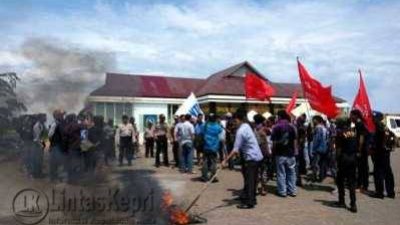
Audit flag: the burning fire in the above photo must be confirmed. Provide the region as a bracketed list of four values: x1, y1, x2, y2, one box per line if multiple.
[170, 207, 190, 225]
[162, 192, 189, 225]
[162, 192, 174, 208]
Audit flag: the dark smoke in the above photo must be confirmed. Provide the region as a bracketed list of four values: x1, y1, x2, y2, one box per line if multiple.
[18, 38, 116, 114]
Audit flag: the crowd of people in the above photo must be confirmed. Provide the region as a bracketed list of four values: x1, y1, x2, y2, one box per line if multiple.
[15, 107, 396, 213]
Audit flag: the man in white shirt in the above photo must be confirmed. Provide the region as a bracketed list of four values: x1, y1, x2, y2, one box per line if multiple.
[179, 114, 195, 173]
[223, 109, 263, 209]
[115, 115, 136, 166]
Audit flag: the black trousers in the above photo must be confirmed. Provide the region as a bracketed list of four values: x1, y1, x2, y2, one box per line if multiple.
[226, 142, 235, 170]
[296, 146, 306, 185]
[103, 139, 115, 165]
[241, 160, 260, 206]
[172, 141, 180, 167]
[119, 136, 133, 164]
[145, 137, 155, 158]
[372, 151, 395, 196]
[357, 150, 369, 189]
[194, 135, 203, 163]
[297, 144, 307, 175]
[83, 150, 97, 172]
[312, 152, 329, 182]
[155, 135, 169, 166]
[337, 153, 357, 206]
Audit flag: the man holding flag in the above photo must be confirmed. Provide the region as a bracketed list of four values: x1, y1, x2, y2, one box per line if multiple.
[352, 71, 375, 192]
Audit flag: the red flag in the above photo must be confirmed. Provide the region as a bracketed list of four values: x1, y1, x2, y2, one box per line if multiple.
[297, 60, 339, 118]
[286, 91, 297, 115]
[245, 72, 276, 101]
[352, 70, 375, 132]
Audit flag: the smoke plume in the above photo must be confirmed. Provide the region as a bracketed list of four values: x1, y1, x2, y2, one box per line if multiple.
[18, 38, 115, 114]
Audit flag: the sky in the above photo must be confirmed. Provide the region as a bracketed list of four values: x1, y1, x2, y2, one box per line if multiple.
[1, 0, 399, 113]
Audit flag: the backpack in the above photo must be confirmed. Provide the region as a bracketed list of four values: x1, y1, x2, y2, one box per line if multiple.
[274, 125, 295, 156]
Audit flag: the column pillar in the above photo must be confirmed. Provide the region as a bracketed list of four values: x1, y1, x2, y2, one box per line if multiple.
[209, 102, 216, 114]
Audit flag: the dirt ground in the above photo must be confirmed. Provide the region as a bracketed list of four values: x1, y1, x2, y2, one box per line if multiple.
[0, 148, 399, 225]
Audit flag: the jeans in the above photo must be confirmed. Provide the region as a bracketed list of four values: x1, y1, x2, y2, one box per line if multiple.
[49, 145, 66, 181]
[275, 156, 297, 196]
[202, 151, 218, 180]
[312, 152, 329, 182]
[258, 157, 270, 188]
[303, 141, 311, 169]
[180, 142, 194, 172]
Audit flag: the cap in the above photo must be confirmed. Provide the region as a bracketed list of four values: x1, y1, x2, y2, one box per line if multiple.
[373, 111, 384, 120]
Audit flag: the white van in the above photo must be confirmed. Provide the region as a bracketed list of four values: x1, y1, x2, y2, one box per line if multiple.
[386, 115, 400, 146]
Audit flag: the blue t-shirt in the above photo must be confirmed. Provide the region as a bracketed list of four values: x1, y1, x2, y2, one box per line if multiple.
[195, 122, 204, 136]
[203, 122, 223, 152]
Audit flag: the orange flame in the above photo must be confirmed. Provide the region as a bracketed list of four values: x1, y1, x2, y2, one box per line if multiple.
[170, 207, 189, 225]
[162, 192, 189, 225]
[162, 192, 174, 209]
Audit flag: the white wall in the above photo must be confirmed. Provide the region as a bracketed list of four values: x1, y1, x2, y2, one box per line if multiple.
[133, 103, 168, 144]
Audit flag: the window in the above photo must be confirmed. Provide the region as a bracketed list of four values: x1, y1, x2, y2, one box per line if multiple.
[396, 119, 400, 128]
[124, 103, 132, 117]
[106, 103, 114, 121]
[390, 119, 397, 129]
[95, 102, 105, 117]
[115, 103, 124, 124]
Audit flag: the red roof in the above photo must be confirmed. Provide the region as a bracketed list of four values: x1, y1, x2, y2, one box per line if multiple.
[90, 61, 345, 103]
[91, 73, 205, 98]
[196, 61, 272, 96]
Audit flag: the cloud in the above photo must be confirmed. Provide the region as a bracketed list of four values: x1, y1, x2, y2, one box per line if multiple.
[1, 0, 399, 112]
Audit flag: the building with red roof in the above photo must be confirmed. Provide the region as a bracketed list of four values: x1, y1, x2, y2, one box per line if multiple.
[88, 61, 348, 129]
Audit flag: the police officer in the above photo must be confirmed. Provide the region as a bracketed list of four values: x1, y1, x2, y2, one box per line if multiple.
[155, 114, 169, 167]
[334, 118, 358, 213]
[370, 111, 396, 199]
[115, 115, 136, 166]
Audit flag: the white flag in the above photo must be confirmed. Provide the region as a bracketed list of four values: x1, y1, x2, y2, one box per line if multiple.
[175, 92, 204, 117]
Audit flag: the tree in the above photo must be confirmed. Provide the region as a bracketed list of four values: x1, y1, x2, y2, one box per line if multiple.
[0, 72, 26, 134]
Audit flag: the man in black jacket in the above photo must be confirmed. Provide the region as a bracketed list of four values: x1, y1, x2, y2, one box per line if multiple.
[334, 118, 358, 213]
[370, 111, 396, 199]
[48, 109, 66, 182]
